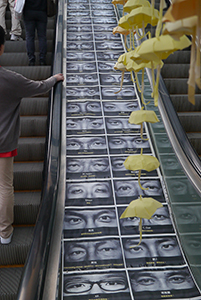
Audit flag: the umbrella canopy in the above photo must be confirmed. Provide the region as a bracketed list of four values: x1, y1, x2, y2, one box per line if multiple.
[120, 195, 163, 245]
[113, 25, 130, 36]
[118, 6, 159, 31]
[124, 151, 160, 189]
[120, 195, 163, 219]
[123, 0, 151, 13]
[129, 107, 159, 139]
[132, 34, 191, 62]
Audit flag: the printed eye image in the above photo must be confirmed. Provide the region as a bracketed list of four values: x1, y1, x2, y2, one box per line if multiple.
[67, 11, 90, 17]
[123, 237, 182, 259]
[91, 4, 113, 9]
[94, 33, 120, 41]
[67, 25, 92, 32]
[66, 117, 104, 132]
[67, 62, 96, 73]
[67, 42, 94, 51]
[64, 239, 122, 262]
[93, 17, 117, 25]
[108, 136, 149, 152]
[173, 205, 201, 225]
[67, 101, 101, 114]
[67, 52, 95, 61]
[66, 87, 100, 99]
[66, 181, 112, 199]
[103, 100, 139, 113]
[100, 74, 133, 85]
[64, 272, 129, 295]
[129, 268, 196, 293]
[102, 87, 135, 99]
[120, 206, 172, 228]
[98, 62, 116, 72]
[66, 157, 110, 173]
[94, 25, 115, 32]
[67, 33, 93, 41]
[64, 208, 117, 229]
[96, 42, 124, 51]
[114, 180, 140, 197]
[67, 4, 89, 10]
[66, 74, 98, 85]
[66, 136, 106, 152]
[92, 10, 115, 17]
[140, 180, 163, 197]
[106, 117, 140, 132]
[67, 17, 91, 24]
[97, 52, 123, 61]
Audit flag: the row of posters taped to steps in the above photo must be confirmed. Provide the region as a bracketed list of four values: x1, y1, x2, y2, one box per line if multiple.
[63, 0, 201, 299]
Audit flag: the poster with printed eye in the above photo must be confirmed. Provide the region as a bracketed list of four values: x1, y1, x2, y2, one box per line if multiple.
[66, 136, 107, 155]
[63, 271, 132, 300]
[66, 180, 114, 206]
[108, 135, 151, 154]
[64, 0, 201, 300]
[114, 179, 165, 204]
[122, 235, 185, 268]
[66, 117, 105, 135]
[66, 156, 111, 179]
[63, 207, 119, 238]
[64, 237, 124, 271]
[66, 101, 102, 117]
[118, 205, 174, 235]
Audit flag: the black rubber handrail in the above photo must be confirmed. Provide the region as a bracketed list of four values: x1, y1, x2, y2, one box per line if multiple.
[16, 1, 64, 299]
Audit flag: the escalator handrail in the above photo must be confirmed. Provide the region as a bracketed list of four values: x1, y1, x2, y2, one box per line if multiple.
[135, 29, 201, 195]
[16, 1, 64, 299]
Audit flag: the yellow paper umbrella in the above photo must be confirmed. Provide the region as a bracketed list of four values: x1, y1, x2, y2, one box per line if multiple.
[129, 107, 159, 139]
[120, 195, 163, 245]
[131, 34, 191, 105]
[119, 6, 159, 33]
[124, 149, 160, 190]
[123, 0, 151, 13]
[162, 16, 198, 39]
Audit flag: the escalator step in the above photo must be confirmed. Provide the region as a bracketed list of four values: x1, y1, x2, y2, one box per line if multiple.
[20, 97, 48, 116]
[170, 95, 201, 112]
[4, 40, 53, 53]
[164, 50, 190, 64]
[0, 267, 23, 300]
[164, 78, 201, 94]
[161, 64, 189, 78]
[0, 52, 53, 66]
[178, 112, 201, 132]
[20, 116, 47, 137]
[0, 227, 34, 265]
[14, 191, 41, 224]
[14, 162, 43, 190]
[16, 137, 45, 162]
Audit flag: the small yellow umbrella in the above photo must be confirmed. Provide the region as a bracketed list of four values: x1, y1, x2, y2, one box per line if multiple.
[118, 6, 159, 33]
[123, 0, 151, 13]
[129, 107, 159, 139]
[120, 195, 163, 246]
[130, 34, 191, 105]
[113, 26, 134, 50]
[124, 149, 160, 190]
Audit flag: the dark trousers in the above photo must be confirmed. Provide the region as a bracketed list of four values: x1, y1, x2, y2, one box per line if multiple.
[23, 10, 47, 62]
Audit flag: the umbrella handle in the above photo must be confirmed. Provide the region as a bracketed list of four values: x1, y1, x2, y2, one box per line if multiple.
[140, 124, 149, 141]
[138, 170, 149, 190]
[114, 71, 124, 94]
[129, 218, 143, 248]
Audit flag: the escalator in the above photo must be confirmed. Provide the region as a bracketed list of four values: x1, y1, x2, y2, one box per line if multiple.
[0, 9, 56, 300]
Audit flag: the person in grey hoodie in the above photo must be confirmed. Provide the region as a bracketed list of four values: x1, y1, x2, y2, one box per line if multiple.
[0, 25, 64, 244]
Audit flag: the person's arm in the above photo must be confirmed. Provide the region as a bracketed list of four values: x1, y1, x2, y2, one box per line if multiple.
[7, 69, 64, 98]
